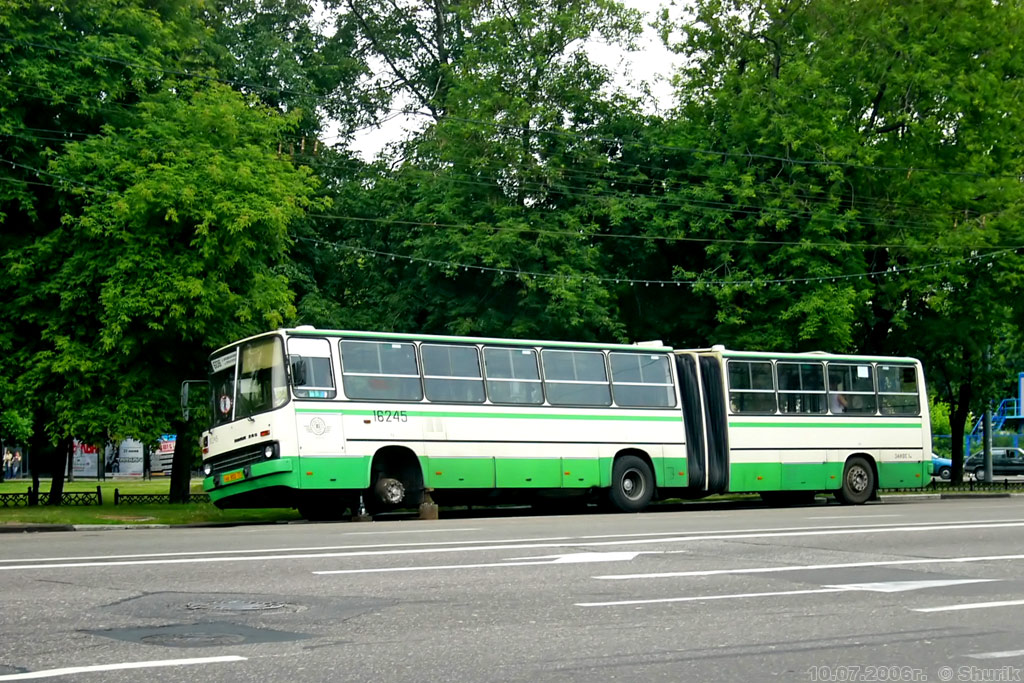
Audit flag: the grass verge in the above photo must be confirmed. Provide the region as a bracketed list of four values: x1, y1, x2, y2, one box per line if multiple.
[0, 478, 301, 526]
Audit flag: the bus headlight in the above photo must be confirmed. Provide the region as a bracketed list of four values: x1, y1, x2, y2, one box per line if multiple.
[263, 444, 276, 459]
[203, 463, 213, 477]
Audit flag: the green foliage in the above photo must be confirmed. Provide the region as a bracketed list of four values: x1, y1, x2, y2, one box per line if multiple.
[305, 0, 647, 341]
[4, 0, 1024, 495]
[929, 396, 951, 437]
[0, 1, 319, 454]
[39, 83, 320, 443]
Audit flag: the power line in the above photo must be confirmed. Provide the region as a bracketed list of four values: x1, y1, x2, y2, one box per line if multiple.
[306, 212, 1013, 252]
[0, 74, 1006, 225]
[0, 154, 1011, 254]
[3, 121, 988, 235]
[295, 234, 1017, 288]
[5, 36, 1023, 182]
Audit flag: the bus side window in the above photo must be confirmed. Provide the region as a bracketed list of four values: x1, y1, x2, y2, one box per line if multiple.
[827, 363, 876, 415]
[341, 340, 423, 401]
[877, 365, 919, 415]
[609, 353, 675, 407]
[287, 337, 337, 400]
[483, 347, 543, 405]
[727, 360, 776, 414]
[775, 362, 826, 414]
[542, 349, 611, 407]
[422, 344, 485, 403]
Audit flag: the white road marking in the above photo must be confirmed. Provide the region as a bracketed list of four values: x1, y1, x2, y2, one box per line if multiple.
[816, 515, 901, 520]
[343, 528, 480, 535]
[578, 587, 850, 607]
[596, 554, 1024, 580]
[314, 551, 649, 575]
[0, 536, 576, 565]
[967, 649, 1024, 659]
[578, 579, 997, 608]
[822, 579, 996, 593]
[913, 599, 1024, 613]
[2, 518, 1020, 568]
[0, 656, 246, 681]
[6, 520, 1024, 573]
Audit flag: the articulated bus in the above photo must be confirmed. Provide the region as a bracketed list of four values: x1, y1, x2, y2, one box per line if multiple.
[200, 328, 931, 518]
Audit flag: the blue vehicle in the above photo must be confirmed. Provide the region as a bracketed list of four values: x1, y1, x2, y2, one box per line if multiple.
[931, 454, 952, 480]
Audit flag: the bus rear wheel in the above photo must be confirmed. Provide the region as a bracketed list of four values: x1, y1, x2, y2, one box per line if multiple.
[608, 455, 654, 513]
[836, 456, 875, 505]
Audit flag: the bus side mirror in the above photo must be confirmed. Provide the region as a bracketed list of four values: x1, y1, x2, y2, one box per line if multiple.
[180, 380, 209, 420]
[290, 355, 307, 386]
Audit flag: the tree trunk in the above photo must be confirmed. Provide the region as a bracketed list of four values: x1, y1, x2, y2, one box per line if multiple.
[47, 436, 72, 505]
[948, 388, 972, 483]
[168, 417, 194, 503]
[27, 441, 40, 506]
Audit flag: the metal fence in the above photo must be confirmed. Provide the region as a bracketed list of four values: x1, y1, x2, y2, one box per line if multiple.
[0, 487, 210, 507]
[0, 486, 103, 507]
[112, 491, 210, 505]
[882, 478, 1024, 494]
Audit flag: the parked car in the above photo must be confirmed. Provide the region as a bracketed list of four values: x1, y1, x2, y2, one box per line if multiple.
[965, 447, 1024, 480]
[931, 454, 952, 480]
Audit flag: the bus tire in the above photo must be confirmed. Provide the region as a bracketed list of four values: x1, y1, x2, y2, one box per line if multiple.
[608, 455, 654, 513]
[836, 456, 875, 505]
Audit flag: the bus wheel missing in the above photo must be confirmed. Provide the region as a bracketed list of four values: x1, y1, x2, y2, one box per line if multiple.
[836, 455, 875, 505]
[368, 448, 424, 512]
[608, 455, 654, 513]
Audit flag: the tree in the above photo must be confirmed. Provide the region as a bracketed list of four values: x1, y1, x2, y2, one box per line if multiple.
[1, 0, 218, 499]
[42, 83, 319, 500]
[655, 0, 1024, 478]
[308, 0, 649, 341]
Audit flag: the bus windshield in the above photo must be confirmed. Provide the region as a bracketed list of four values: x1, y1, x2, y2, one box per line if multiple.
[209, 336, 288, 426]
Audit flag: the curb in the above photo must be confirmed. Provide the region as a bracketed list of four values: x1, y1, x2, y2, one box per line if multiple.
[0, 524, 75, 533]
[938, 492, 1013, 499]
[72, 524, 172, 530]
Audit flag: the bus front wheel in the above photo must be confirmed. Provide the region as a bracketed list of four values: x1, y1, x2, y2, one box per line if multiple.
[836, 456, 875, 505]
[608, 455, 654, 513]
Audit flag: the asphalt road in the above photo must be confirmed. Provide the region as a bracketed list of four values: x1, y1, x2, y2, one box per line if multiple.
[2, 497, 1024, 682]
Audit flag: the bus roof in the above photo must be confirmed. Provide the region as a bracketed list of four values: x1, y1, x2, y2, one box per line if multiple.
[211, 328, 674, 355]
[210, 330, 918, 365]
[675, 347, 921, 365]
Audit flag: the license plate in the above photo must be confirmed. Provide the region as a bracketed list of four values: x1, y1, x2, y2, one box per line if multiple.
[222, 471, 245, 484]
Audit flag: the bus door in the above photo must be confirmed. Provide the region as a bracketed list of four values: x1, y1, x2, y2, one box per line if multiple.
[287, 336, 346, 462]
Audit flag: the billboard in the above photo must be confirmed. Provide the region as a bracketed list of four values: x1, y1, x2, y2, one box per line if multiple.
[108, 439, 145, 477]
[151, 434, 176, 475]
[71, 440, 99, 478]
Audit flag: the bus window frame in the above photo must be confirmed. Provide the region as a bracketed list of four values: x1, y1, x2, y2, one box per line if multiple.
[775, 360, 827, 415]
[876, 363, 922, 416]
[825, 362, 878, 416]
[608, 352, 677, 409]
[540, 348, 613, 408]
[287, 336, 338, 400]
[420, 342, 487, 405]
[726, 359, 778, 415]
[339, 338, 425, 403]
[482, 346, 545, 406]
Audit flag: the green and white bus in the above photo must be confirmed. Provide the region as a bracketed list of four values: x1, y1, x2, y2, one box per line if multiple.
[200, 328, 931, 518]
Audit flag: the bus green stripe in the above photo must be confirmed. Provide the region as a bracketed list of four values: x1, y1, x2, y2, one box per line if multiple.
[295, 407, 680, 422]
[730, 421, 920, 428]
